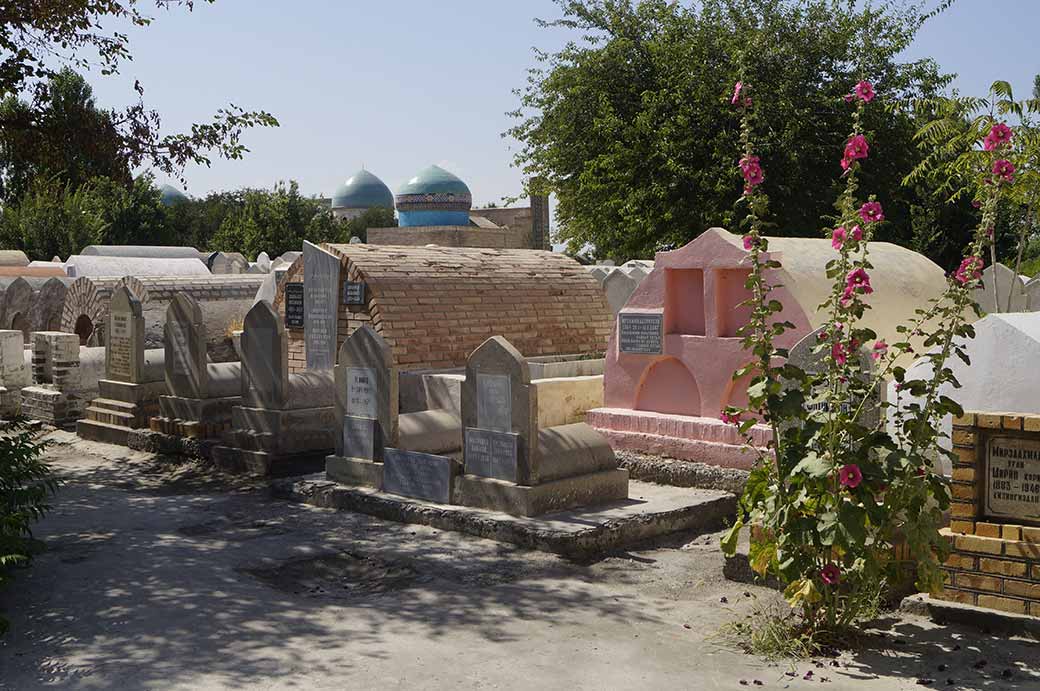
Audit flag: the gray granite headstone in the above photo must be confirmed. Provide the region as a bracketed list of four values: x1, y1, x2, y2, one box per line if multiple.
[787, 327, 880, 428]
[106, 286, 143, 383]
[462, 336, 538, 484]
[242, 301, 288, 409]
[165, 293, 207, 398]
[303, 242, 341, 371]
[382, 448, 460, 504]
[335, 325, 398, 459]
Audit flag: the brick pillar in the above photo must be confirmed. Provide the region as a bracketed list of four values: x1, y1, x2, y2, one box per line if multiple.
[530, 178, 550, 250]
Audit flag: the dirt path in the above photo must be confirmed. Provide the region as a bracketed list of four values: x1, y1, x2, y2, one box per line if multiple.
[1, 431, 1037, 690]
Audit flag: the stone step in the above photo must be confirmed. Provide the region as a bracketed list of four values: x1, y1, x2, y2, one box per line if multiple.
[76, 418, 132, 446]
[87, 397, 139, 414]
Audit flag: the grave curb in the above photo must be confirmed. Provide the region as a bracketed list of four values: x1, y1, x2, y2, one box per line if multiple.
[900, 593, 1040, 637]
[273, 476, 737, 559]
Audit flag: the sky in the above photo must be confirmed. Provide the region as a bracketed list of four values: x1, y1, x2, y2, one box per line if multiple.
[85, 0, 1040, 207]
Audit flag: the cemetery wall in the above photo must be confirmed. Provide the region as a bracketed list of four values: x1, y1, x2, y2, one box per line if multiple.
[274, 244, 612, 372]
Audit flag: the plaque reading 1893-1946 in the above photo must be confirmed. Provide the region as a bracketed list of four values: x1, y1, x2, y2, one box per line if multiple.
[284, 283, 305, 330]
[618, 312, 663, 354]
[986, 436, 1040, 523]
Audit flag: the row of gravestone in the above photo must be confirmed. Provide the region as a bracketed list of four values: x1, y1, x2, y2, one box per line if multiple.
[585, 261, 653, 314]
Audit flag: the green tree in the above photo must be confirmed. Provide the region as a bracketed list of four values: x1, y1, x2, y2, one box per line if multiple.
[0, 1, 277, 190]
[508, 0, 952, 264]
[210, 181, 343, 258]
[338, 207, 397, 243]
[0, 176, 102, 259]
[0, 68, 130, 203]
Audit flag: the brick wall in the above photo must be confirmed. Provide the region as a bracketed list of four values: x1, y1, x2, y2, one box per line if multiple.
[367, 226, 530, 249]
[274, 244, 613, 373]
[937, 411, 1040, 616]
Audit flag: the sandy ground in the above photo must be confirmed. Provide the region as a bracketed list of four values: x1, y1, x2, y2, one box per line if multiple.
[1, 431, 1038, 690]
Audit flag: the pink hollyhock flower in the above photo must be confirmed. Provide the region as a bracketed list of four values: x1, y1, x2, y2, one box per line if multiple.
[850, 225, 862, 241]
[983, 122, 1012, 151]
[843, 94, 855, 104]
[843, 134, 869, 163]
[731, 81, 743, 105]
[740, 155, 764, 187]
[742, 235, 754, 250]
[817, 331, 828, 341]
[845, 267, 873, 294]
[954, 256, 983, 284]
[743, 96, 753, 107]
[831, 226, 847, 250]
[831, 342, 848, 366]
[820, 563, 841, 585]
[992, 159, 1015, 182]
[720, 411, 741, 425]
[872, 340, 888, 360]
[858, 201, 884, 224]
[854, 80, 876, 103]
[839, 463, 863, 488]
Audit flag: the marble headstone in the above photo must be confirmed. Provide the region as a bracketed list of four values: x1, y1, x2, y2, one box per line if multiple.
[303, 242, 341, 371]
[105, 286, 144, 383]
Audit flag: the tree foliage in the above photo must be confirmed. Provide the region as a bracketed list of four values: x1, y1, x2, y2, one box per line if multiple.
[211, 181, 337, 259]
[508, 0, 954, 264]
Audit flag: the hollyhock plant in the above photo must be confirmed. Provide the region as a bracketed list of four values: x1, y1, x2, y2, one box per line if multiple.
[872, 340, 888, 360]
[992, 159, 1015, 182]
[831, 227, 847, 250]
[983, 122, 1012, 151]
[731, 81, 744, 105]
[839, 464, 863, 489]
[841, 134, 869, 170]
[740, 155, 764, 187]
[845, 268, 873, 294]
[954, 256, 983, 284]
[858, 201, 884, 224]
[721, 410, 741, 425]
[820, 564, 841, 586]
[742, 235, 754, 250]
[853, 80, 875, 103]
[850, 225, 862, 242]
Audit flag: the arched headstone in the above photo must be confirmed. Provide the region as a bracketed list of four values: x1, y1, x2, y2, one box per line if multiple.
[166, 293, 207, 398]
[241, 301, 288, 409]
[603, 270, 639, 314]
[335, 324, 398, 461]
[106, 286, 144, 383]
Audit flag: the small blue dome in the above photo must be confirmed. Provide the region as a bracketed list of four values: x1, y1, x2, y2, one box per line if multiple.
[395, 165, 472, 227]
[159, 184, 189, 206]
[331, 169, 394, 210]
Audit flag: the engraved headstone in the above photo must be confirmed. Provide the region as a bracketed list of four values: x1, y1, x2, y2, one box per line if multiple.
[618, 311, 663, 354]
[284, 282, 304, 329]
[787, 327, 880, 429]
[335, 325, 398, 459]
[303, 241, 341, 370]
[165, 293, 207, 398]
[342, 415, 380, 460]
[383, 448, 460, 504]
[105, 286, 143, 383]
[985, 436, 1040, 523]
[242, 301, 288, 409]
[462, 336, 539, 484]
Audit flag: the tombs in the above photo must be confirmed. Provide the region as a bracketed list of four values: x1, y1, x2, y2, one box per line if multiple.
[20, 333, 105, 425]
[972, 262, 1031, 313]
[211, 301, 336, 476]
[148, 293, 242, 443]
[76, 287, 166, 445]
[587, 228, 957, 469]
[325, 325, 463, 494]
[0, 330, 30, 417]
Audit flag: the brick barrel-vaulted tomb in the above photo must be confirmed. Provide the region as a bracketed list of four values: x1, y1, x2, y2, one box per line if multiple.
[61, 274, 263, 356]
[273, 243, 614, 371]
[587, 227, 960, 469]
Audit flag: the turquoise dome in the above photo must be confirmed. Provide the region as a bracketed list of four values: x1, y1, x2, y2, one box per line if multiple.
[397, 165, 472, 197]
[395, 165, 472, 227]
[331, 169, 394, 210]
[159, 184, 189, 206]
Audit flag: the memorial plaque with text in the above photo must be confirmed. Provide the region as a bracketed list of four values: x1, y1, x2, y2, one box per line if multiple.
[169, 320, 190, 377]
[382, 448, 459, 504]
[304, 242, 341, 371]
[342, 415, 381, 461]
[284, 283, 305, 330]
[476, 373, 511, 433]
[618, 312, 663, 354]
[346, 366, 378, 418]
[107, 311, 133, 381]
[464, 427, 519, 482]
[985, 436, 1040, 523]
[342, 281, 366, 306]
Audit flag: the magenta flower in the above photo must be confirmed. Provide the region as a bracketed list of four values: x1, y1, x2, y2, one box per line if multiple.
[831, 226, 847, 250]
[845, 267, 873, 294]
[983, 122, 1013, 151]
[831, 342, 848, 366]
[740, 155, 764, 187]
[839, 463, 863, 488]
[820, 563, 841, 585]
[843, 94, 855, 104]
[720, 410, 741, 425]
[731, 81, 744, 105]
[872, 340, 888, 360]
[742, 235, 754, 251]
[841, 134, 870, 170]
[954, 256, 983, 285]
[858, 201, 884, 224]
[992, 159, 1015, 183]
[850, 225, 862, 241]
[854, 80, 876, 103]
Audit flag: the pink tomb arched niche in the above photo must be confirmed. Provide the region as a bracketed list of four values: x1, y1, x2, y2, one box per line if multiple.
[634, 356, 700, 416]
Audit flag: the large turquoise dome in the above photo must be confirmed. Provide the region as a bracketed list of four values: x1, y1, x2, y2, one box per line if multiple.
[159, 184, 189, 206]
[332, 169, 394, 211]
[395, 165, 472, 227]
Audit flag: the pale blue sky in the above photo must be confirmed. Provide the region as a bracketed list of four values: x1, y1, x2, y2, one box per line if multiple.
[86, 0, 1040, 206]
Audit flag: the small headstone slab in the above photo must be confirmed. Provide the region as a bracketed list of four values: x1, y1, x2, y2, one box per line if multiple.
[165, 293, 207, 398]
[342, 281, 366, 306]
[335, 325, 398, 456]
[382, 448, 459, 504]
[985, 436, 1040, 523]
[242, 301, 288, 408]
[342, 415, 381, 461]
[284, 283, 304, 330]
[464, 427, 519, 482]
[303, 241, 341, 370]
[618, 311, 663, 354]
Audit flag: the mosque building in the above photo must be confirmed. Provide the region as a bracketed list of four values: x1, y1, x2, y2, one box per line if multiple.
[330, 164, 550, 250]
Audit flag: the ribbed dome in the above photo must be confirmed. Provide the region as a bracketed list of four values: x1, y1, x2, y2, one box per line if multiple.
[331, 169, 394, 210]
[397, 165, 472, 198]
[159, 184, 189, 206]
